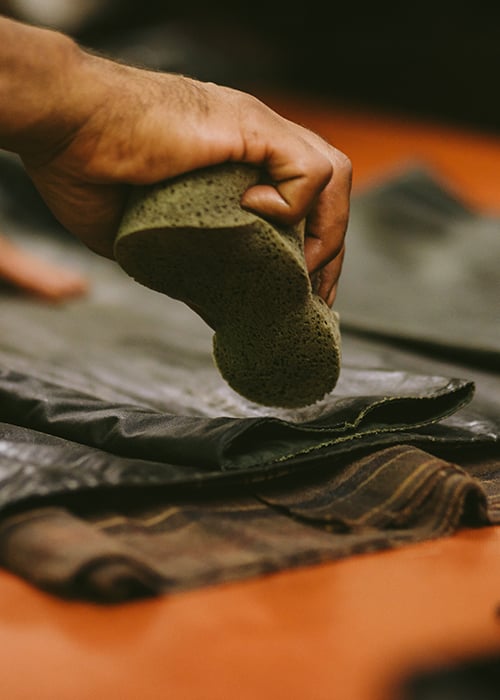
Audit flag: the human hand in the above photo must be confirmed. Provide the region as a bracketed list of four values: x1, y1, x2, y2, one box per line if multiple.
[19, 44, 351, 305]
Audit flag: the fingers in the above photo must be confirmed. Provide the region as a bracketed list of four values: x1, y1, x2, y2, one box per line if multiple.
[317, 245, 346, 306]
[237, 102, 352, 304]
[240, 144, 333, 225]
[0, 233, 88, 302]
[302, 148, 352, 274]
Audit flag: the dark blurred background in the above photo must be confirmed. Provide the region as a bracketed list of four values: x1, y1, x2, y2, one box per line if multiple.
[2, 0, 500, 134]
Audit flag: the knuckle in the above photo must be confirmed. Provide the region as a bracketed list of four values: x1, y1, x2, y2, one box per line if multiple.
[317, 156, 334, 187]
[336, 151, 353, 183]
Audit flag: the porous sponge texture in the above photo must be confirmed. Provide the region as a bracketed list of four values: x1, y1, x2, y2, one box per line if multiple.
[114, 163, 341, 408]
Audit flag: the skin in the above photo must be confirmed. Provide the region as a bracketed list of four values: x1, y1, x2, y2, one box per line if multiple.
[0, 15, 351, 305]
[0, 231, 88, 301]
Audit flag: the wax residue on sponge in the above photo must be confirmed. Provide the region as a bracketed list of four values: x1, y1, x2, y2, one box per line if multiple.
[114, 163, 341, 408]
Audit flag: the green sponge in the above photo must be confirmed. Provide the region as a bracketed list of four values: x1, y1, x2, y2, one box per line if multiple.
[114, 163, 341, 408]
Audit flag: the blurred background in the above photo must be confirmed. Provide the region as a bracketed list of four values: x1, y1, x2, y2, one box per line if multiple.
[1, 0, 499, 134]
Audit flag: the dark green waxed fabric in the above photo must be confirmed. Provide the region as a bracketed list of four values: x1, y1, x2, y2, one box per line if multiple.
[0, 241, 488, 498]
[0, 157, 498, 508]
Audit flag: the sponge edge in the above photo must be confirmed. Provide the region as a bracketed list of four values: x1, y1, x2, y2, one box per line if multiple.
[114, 163, 341, 408]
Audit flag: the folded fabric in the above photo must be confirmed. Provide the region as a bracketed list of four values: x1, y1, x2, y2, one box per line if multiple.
[0, 364, 478, 474]
[0, 444, 495, 603]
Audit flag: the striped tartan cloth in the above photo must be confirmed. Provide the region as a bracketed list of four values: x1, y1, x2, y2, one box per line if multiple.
[0, 443, 497, 602]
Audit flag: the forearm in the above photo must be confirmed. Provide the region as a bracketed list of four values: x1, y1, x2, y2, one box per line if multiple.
[0, 15, 80, 157]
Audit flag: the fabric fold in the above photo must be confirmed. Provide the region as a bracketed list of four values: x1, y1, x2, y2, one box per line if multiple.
[0, 365, 477, 474]
[0, 507, 166, 601]
[254, 445, 490, 537]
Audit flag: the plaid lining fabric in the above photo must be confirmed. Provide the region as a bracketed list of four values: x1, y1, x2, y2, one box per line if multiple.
[0, 444, 495, 602]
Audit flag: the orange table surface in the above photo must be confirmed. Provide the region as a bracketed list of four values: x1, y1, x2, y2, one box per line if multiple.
[1, 93, 499, 700]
